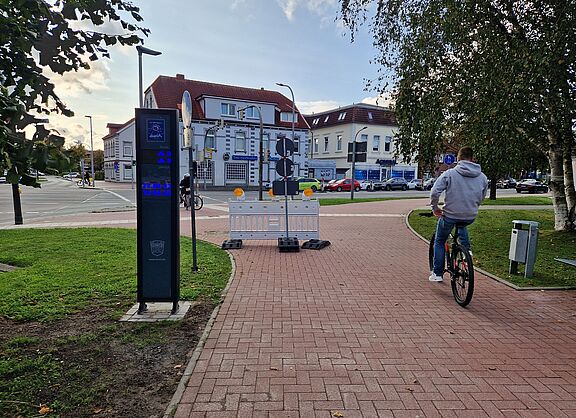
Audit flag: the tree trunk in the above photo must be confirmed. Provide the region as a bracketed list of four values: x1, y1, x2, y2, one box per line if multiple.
[548, 143, 571, 231]
[489, 175, 497, 200]
[11, 183, 23, 225]
[564, 142, 576, 229]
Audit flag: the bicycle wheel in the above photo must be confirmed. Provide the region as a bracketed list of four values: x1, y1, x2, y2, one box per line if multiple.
[451, 244, 475, 307]
[194, 195, 203, 210]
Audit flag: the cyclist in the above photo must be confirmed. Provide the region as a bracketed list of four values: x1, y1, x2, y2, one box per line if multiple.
[429, 146, 488, 282]
[179, 173, 191, 207]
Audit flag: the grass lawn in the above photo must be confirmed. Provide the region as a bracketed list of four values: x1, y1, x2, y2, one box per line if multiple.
[408, 210, 576, 288]
[481, 196, 552, 205]
[0, 228, 231, 417]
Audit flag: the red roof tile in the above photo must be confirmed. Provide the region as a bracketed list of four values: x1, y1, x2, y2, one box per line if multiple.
[148, 75, 309, 129]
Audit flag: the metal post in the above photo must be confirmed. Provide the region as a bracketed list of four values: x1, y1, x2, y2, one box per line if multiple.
[189, 146, 198, 271]
[138, 51, 143, 107]
[85, 115, 95, 188]
[351, 126, 368, 200]
[258, 107, 263, 201]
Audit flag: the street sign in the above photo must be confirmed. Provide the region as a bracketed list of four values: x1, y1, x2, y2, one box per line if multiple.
[135, 108, 180, 313]
[272, 180, 298, 195]
[276, 137, 294, 156]
[275, 158, 294, 177]
[444, 154, 456, 165]
[181, 91, 193, 149]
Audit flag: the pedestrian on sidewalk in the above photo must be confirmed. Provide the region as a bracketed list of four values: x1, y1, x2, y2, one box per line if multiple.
[429, 146, 488, 282]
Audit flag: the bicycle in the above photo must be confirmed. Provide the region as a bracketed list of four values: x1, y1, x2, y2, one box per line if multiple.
[421, 212, 475, 307]
[180, 188, 203, 211]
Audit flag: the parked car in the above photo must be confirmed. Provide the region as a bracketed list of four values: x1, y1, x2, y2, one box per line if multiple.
[515, 179, 549, 194]
[295, 177, 321, 192]
[423, 177, 436, 190]
[326, 178, 361, 192]
[62, 172, 80, 180]
[497, 177, 517, 189]
[359, 180, 372, 191]
[359, 180, 385, 191]
[407, 178, 423, 190]
[382, 177, 409, 191]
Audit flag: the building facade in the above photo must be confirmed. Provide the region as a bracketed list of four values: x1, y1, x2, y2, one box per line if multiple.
[103, 74, 310, 186]
[304, 103, 418, 181]
[102, 119, 135, 183]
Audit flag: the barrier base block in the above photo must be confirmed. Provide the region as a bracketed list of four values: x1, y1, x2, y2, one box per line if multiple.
[222, 239, 243, 249]
[278, 237, 300, 252]
[302, 239, 331, 250]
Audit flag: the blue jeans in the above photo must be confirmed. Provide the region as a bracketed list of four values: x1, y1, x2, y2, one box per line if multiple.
[433, 216, 473, 276]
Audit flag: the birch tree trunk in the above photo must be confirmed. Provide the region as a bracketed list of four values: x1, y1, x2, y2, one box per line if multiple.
[548, 140, 571, 231]
[564, 141, 576, 229]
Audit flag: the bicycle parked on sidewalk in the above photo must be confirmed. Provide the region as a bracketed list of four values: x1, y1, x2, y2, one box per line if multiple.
[421, 212, 475, 307]
[179, 188, 203, 211]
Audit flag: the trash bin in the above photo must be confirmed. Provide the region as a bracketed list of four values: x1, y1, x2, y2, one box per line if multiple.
[509, 220, 539, 278]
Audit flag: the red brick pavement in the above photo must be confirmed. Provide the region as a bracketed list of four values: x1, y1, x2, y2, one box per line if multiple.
[171, 200, 576, 418]
[6, 198, 576, 417]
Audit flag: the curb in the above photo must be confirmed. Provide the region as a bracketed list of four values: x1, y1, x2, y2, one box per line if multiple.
[163, 249, 237, 418]
[404, 209, 576, 292]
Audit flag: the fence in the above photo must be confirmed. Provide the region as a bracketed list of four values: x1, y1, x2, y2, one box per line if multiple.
[229, 199, 319, 240]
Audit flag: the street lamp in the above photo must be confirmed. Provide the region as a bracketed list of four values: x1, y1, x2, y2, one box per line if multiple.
[350, 126, 368, 200]
[136, 45, 162, 108]
[238, 106, 264, 200]
[85, 115, 95, 188]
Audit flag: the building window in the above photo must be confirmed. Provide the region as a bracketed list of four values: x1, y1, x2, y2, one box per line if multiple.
[324, 136, 329, 152]
[123, 164, 132, 180]
[373, 135, 380, 152]
[221, 103, 236, 116]
[262, 133, 269, 152]
[384, 135, 392, 152]
[225, 162, 247, 183]
[294, 136, 300, 153]
[123, 142, 132, 157]
[235, 132, 246, 152]
[337, 135, 342, 151]
[205, 131, 215, 150]
[313, 137, 318, 154]
[368, 111, 373, 121]
[338, 112, 346, 121]
[324, 115, 329, 123]
[312, 118, 319, 126]
[246, 106, 260, 119]
[361, 134, 368, 142]
[281, 112, 296, 123]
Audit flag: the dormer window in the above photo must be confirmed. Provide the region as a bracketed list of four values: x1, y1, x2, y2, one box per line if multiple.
[221, 103, 236, 117]
[338, 112, 346, 121]
[324, 115, 329, 123]
[312, 118, 319, 126]
[246, 106, 260, 119]
[368, 112, 373, 120]
[281, 112, 296, 123]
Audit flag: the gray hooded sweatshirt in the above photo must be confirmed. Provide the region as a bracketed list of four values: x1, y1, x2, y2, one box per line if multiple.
[430, 160, 489, 221]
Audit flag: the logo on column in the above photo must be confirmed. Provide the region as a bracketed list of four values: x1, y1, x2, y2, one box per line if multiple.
[150, 240, 165, 256]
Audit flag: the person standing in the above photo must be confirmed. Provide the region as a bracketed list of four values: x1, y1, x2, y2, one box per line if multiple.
[429, 147, 489, 282]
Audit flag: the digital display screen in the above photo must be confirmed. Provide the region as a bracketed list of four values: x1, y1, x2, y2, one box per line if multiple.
[141, 149, 173, 165]
[147, 119, 166, 143]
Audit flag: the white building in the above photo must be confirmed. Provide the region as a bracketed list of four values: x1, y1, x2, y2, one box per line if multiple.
[304, 103, 418, 181]
[103, 74, 310, 187]
[102, 119, 135, 183]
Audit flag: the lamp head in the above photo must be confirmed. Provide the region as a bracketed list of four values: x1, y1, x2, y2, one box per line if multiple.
[136, 45, 162, 56]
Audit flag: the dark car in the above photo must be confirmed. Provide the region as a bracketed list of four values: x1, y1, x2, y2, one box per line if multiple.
[515, 179, 549, 194]
[382, 177, 409, 191]
[423, 177, 436, 190]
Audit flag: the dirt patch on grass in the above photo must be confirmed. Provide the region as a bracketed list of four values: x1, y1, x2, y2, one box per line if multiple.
[0, 301, 215, 417]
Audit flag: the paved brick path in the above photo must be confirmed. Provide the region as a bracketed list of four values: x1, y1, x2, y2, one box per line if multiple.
[171, 200, 576, 418]
[4, 196, 575, 417]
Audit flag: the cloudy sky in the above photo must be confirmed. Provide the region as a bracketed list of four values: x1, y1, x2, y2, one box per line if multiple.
[46, 0, 387, 150]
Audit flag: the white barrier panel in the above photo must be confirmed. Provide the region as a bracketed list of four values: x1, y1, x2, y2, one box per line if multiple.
[229, 200, 320, 240]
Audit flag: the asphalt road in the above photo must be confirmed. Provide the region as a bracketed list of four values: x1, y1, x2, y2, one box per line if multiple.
[0, 176, 521, 225]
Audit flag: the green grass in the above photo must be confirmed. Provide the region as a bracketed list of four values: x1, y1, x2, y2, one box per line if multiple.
[0, 228, 231, 321]
[481, 196, 552, 205]
[0, 228, 231, 417]
[319, 196, 424, 206]
[408, 210, 576, 287]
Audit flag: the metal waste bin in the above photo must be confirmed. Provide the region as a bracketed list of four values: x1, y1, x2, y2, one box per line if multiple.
[509, 220, 539, 278]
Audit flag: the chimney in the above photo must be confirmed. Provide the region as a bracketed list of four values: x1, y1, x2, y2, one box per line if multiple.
[176, 74, 185, 80]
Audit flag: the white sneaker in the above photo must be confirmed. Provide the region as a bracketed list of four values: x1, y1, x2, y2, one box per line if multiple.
[428, 273, 443, 282]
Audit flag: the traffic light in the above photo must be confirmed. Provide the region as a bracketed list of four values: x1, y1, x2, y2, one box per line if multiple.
[192, 160, 197, 178]
[238, 108, 245, 120]
[264, 149, 270, 163]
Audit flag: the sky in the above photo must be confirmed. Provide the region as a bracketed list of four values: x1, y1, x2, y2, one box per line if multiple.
[45, 0, 387, 150]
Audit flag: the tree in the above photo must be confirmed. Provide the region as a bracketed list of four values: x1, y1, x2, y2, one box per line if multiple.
[339, 0, 576, 230]
[0, 0, 148, 224]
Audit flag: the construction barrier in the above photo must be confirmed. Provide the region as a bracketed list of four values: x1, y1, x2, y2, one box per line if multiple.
[229, 199, 319, 240]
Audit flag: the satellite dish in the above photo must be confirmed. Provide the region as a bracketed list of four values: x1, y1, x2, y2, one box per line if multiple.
[181, 91, 192, 128]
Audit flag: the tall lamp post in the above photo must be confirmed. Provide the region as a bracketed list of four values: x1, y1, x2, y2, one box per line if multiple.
[135, 45, 162, 189]
[351, 126, 368, 200]
[85, 115, 95, 187]
[276, 82, 296, 172]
